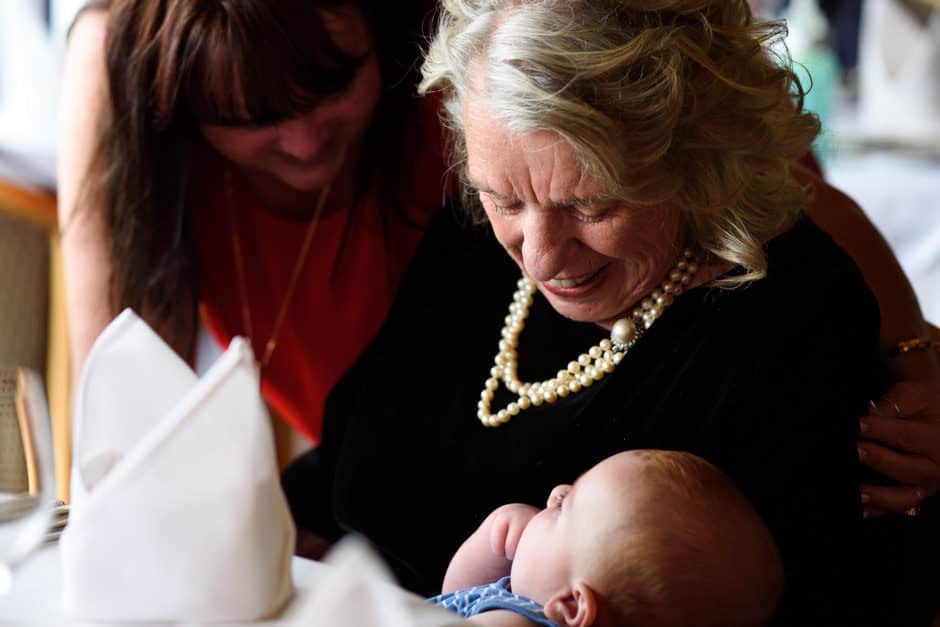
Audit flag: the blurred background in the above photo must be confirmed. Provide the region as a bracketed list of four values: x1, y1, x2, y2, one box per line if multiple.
[755, 0, 940, 325]
[0, 0, 937, 326]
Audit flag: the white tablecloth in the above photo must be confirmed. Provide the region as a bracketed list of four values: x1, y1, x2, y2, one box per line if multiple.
[1, 544, 463, 626]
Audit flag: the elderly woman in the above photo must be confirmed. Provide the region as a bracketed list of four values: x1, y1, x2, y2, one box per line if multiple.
[284, 0, 934, 624]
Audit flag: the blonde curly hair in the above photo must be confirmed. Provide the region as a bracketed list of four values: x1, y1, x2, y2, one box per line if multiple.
[420, 0, 820, 283]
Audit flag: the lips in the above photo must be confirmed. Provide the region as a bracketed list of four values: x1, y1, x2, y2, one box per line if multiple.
[546, 268, 603, 289]
[540, 266, 607, 298]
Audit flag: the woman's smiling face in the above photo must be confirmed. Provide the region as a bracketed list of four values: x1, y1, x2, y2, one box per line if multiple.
[198, 7, 380, 194]
[464, 90, 685, 329]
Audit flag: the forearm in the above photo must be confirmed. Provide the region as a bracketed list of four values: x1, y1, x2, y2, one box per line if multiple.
[58, 7, 114, 379]
[804, 171, 940, 519]
[60, 210, 114, 378]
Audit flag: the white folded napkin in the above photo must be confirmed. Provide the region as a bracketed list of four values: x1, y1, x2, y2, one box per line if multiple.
[284, 537, 465, 627]
[61, 309, 295, 622]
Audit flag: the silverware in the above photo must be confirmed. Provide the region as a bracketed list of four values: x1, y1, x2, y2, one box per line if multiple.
[43, 501, 68, 544]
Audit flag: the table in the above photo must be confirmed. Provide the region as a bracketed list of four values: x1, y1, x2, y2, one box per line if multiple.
[1, 544, 463, 626]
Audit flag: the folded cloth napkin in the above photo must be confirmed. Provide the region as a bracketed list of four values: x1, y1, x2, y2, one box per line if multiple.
[61, 309, 295, 622]
[283, 537, 465, 627]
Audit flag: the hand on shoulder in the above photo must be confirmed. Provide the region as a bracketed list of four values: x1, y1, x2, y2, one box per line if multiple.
[860, 378, 940, 516]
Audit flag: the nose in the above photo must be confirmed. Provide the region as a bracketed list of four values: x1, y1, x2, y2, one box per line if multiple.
[520, 211, 575, 282]
[275, 111, 330, 161]
[547, 484, 571, 508]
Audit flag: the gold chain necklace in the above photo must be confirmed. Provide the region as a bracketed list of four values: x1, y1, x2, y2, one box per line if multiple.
[226, 171, 331, 370]
[477, 249, 698, 427]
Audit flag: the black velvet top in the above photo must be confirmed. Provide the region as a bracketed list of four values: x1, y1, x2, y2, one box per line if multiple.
[284, 206, 929, 626]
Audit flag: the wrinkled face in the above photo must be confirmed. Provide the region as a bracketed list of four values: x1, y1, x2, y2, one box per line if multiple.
[199, 9, 380, 193]
[510, 453, 643, 603]
[464, 88, 685, 328]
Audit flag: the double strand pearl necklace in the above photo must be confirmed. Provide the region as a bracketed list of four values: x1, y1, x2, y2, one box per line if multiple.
[477, 249, 699, 427]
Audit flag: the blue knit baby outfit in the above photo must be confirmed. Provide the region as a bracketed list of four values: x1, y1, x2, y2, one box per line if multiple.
[429, 576, 558, 626]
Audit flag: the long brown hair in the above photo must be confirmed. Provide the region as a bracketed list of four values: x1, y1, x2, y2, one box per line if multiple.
[87, 0, 432, 350]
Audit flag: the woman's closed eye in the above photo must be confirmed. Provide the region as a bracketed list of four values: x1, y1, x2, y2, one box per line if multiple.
[558, 200, 614, 225]
[479, 189, 613, 223]
[494, 204, 522, 216]
[572, 208, 607, 224]
[480, 193, 522, 216]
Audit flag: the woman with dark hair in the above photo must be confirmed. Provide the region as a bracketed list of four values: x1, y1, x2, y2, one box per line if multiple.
[58, 0, 446, 445]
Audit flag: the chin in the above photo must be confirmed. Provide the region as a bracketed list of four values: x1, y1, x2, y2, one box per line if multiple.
[291, 164, 342, 191]
[281, 173, 335, 193]
[541, 293, 617, 327]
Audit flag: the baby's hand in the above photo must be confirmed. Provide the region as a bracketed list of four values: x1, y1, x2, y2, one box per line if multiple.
[441, 502, 541, 592]
[487, 504, 539, 561]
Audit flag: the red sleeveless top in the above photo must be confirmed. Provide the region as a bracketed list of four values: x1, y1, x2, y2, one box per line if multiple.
[192, 98, 448, 443]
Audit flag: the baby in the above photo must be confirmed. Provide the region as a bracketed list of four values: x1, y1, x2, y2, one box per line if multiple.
[430, 450, 783, 627]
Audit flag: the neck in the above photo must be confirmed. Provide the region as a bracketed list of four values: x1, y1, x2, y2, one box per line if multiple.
[596, 246, 730, 332]
[685, 256, 733, 290]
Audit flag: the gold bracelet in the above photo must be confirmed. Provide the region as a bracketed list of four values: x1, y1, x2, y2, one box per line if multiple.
[886, 338, 940, 358]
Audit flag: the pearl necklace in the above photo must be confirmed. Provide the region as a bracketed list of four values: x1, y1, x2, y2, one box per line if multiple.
[477, 249, 699, 427]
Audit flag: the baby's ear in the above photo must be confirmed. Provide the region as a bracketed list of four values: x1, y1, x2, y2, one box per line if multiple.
[543, 581, 597, 627]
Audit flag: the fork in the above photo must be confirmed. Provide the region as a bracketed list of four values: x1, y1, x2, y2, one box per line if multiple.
[43, 501, 69, 544]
